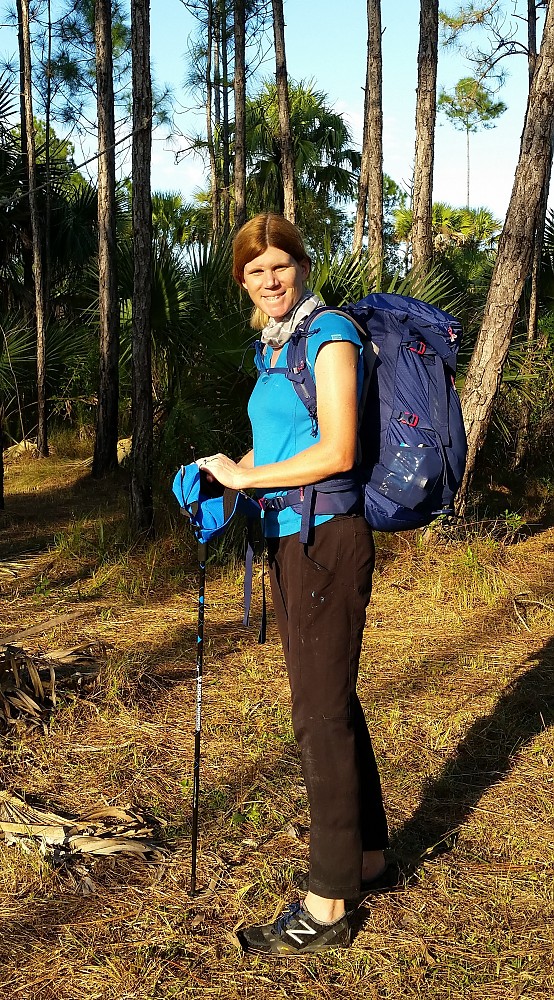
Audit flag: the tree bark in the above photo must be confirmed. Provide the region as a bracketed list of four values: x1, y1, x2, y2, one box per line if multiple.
[513, 0, 548, 467]
[528, 0, 538, 87]
[271, 0, 296, 223]
[21, 0, 48, 457]
[206, 1, 220, 237]
[412, 0, 438, 274]
[458, 0, 554, 506]
[353, 0, 383, 277]
[352, 19, 371, 254]
[44, 0, 52, 311]
[92, 0, 120, 478]
[16, 0, 34, 316]
[527, 0, 541, 336]
[130, 0, 154, 536]
[220, 0, 231, 236]
[233, 0, 247, 230]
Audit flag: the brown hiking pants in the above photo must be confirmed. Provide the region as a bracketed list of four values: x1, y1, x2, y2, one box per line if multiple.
[267, 514, 389, 900]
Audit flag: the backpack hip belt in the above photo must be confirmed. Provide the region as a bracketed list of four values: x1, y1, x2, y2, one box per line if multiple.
[259, 476, 361, 544]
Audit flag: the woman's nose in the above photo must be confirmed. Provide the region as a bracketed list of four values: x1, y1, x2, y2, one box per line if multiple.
[263, 268, 280, 286]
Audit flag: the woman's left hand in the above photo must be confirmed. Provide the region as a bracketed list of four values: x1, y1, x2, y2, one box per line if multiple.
[197, 453, 244, 490]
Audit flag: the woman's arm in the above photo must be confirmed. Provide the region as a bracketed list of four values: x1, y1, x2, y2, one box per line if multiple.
[202, 341, 358, 491]
[237, 449, 254, 469]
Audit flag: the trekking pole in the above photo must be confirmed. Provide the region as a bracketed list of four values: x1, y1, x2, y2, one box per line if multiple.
[190, 539, 207, 896]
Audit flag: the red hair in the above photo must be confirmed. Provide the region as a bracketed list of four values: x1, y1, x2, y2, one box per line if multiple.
[232, 213, 311, 285]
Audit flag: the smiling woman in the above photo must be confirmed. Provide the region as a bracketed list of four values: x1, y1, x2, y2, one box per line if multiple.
[196, 212, 389, 958]
[232, 212, 312, 330]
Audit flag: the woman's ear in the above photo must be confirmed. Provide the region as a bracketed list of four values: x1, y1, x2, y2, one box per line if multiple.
[301, 259, 311, 281]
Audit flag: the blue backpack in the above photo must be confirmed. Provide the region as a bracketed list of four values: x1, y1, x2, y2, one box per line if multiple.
[254, 292, 467, 541]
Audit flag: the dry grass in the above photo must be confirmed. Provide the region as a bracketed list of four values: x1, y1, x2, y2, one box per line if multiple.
[1, 453, 554, 999]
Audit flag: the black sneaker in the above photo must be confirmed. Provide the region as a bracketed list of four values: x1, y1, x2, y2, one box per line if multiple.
[239, 901, 351, 957]
[293, 861, 402, 898]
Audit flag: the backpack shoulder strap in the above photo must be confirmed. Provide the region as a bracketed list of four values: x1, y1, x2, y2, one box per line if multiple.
[287, 306, 377, 437]
[285, 310, 324, 435]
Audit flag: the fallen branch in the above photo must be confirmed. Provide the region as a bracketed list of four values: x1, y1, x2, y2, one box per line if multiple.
[0, 791, 167, 864]
[0, 644, 104, 732]
[0, 610, 89, 646]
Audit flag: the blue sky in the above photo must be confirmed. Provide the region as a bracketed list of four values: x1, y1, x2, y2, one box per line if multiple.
[2, 0, 549, 221]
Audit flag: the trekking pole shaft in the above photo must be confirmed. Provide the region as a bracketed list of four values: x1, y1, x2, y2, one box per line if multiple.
[190, 543, 206, 896]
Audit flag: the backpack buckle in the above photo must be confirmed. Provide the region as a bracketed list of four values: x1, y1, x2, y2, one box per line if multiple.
[398, 411, 419, 427]
[408, 341, 426, 355]
[259, 496, 287, 512]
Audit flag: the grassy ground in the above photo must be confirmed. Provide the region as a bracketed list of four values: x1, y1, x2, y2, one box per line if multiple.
[1, 451, 553, 999]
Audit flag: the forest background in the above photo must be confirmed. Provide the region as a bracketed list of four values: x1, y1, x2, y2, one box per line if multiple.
[1, 0, 554, 526]
[1, 3, 554, 998]
[2, 1, 548, 217]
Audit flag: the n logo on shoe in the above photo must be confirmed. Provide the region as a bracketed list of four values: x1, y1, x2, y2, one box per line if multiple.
[285, 920, 318, 946]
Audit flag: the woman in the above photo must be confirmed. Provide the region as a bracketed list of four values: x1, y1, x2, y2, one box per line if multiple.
[197, 213, 389, 956]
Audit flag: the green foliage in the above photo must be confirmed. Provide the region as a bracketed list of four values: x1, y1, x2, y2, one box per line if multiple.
[393, 202, 501, 251]
[245, 79, 361, 252]
[392, 201, 500, 342]
[438, 2, 541, 88]
[46, 0, 131, 124]
[10, 118, 76, 171]
[151, 192, 211, 250]
[497, 333, 554, 465]
[439, 4, 502, 40]
[438, 76, 507, 134]
[157, 237, 255, 469]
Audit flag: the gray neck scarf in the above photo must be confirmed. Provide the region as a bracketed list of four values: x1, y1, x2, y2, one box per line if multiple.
[259, 290, 322, 349]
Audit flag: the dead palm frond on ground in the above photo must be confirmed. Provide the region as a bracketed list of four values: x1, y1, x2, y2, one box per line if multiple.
[0, 454, 553, 999]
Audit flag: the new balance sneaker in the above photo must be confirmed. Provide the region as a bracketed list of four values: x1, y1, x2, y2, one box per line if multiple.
[239, 901, 351, 957]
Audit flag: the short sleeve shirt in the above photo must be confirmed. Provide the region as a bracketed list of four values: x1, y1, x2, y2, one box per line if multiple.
[247, 311, 364, 537]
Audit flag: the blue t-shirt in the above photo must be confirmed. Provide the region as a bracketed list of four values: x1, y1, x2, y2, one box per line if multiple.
[247, 312, 364, 537]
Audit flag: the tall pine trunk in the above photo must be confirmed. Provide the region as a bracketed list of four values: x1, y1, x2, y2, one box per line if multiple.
[21, 0, 48, 456]
[92, 0, 120, 478]
[514, 0, 551, 467]
[352, 0, 383, 278]
[412, 0, 438, 274]
[272, 0, 295, 223]
[458, 0, 554, 508]
[16, 0, 33, 320]
[205, 1, 220, 237]
[44, 0, 52, 310]
[233, 0, 247, 230]
[220, 1, 231, 236]
[130, 0, 154, 535]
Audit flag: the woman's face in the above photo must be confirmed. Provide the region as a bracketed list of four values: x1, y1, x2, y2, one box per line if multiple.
[242, 245, 310, 321]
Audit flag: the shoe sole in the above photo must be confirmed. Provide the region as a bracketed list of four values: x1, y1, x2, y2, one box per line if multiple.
[242, 937, 351, 958]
